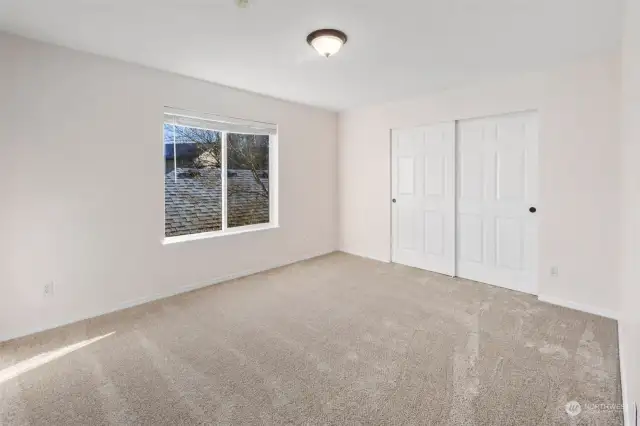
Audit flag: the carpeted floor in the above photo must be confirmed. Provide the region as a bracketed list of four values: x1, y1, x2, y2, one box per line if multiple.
[0, 253, 623, 425]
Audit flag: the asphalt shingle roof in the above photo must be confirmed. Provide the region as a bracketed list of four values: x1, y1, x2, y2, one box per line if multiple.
[165, 168, 269, 237]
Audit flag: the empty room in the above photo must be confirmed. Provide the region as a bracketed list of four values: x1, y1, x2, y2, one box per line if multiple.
[0, 0, 639, 424]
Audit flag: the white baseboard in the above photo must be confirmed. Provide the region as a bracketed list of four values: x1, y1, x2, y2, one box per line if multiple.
[537, 294, 619, 320]
[339, 247, 390, 263]
[0, 250, 336, 343]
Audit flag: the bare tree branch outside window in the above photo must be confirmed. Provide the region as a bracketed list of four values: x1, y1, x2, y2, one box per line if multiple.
[164, 124, 270, 237]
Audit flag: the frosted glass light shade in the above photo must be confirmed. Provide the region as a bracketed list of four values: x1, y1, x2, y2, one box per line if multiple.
[311, 35, 344, 57]
[307, 29, 348, 58]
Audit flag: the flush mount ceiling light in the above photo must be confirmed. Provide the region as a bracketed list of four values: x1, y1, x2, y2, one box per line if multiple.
[307, 29, 348, 58]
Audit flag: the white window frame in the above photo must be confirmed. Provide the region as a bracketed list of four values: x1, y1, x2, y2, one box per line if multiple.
[163, 108, 279, 245]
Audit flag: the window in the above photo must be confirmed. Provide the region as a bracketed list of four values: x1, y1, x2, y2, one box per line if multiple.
[164, 108, 277, 240]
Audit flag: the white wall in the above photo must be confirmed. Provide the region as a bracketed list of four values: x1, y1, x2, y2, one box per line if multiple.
[339, 54, 620, 317]
[0, 33, 339, 342]
[619, 0, 640, 421]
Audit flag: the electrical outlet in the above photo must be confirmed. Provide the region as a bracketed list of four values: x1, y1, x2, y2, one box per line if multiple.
[44, 281, 54, 298]
[550, 266, 559, 277]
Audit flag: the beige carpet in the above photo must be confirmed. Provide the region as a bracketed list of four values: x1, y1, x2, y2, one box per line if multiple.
[0, 253, 622, 425]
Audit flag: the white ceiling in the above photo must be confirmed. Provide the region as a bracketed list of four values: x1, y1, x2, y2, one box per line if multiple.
[0, 0, 623, 110]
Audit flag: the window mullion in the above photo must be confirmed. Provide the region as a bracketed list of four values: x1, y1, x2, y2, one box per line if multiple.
[172, 121, 177, 183]
[269, 135, 274, 225]
[221, 131, 228, 232]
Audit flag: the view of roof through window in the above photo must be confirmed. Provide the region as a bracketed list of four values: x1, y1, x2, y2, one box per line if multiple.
[164, 117, 273, 238]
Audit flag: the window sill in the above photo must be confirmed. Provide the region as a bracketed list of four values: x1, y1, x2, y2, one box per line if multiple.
[162, 223, 279, 245]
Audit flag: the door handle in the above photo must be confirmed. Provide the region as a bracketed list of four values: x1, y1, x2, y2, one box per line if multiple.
[529, 207, 537, 213]
[392, 199, 397, 203]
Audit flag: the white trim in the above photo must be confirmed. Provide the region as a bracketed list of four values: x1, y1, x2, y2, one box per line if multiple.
[341, 248, 391, 263]
[172, 120, 177, 182]
[269, 134, 279, 226]
[164, 107, 277, 135]
[618, 322, 632, 426]
[162, 223, 279, 245]
[221, 131, 228, 232]
[537, 294, 620, 320]
[0, 249, 335, 343]
[163, 112, 278, 243]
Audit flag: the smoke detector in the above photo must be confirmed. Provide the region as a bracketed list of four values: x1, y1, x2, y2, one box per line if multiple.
[236, 0, 250, 8]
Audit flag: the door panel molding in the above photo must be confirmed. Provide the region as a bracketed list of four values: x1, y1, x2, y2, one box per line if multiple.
[391, 123, 456, 276]
[391, 110, 538, 295]
[456, 111, 538, 294]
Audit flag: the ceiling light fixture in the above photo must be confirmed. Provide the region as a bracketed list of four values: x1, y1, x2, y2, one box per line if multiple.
[307, 29, 348, 58]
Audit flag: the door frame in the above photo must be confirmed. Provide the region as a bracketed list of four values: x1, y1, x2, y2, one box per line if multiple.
[390, 109, 539, 295]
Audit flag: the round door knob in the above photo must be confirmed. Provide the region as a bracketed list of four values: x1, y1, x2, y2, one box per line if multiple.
[529, 207, 537, 213]
[392, 198, 397, 203]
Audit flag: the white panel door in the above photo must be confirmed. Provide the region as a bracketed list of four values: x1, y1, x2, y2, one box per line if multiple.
[456, 111, 538, 294]
[391, 123, 456, 275]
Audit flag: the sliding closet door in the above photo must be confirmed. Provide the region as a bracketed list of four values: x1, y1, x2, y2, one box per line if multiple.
[456, 111, 539, 294]
[391, 123, 456, 276]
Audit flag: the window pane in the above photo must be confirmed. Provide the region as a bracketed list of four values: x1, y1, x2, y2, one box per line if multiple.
[164, 125, 222, 237]
[164, 123, 176, 176]
[227, 133, 270, 228]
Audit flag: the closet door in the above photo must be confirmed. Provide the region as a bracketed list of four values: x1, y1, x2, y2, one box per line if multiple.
[456, 111, 539, 294]
[391, 123, 456, 276]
